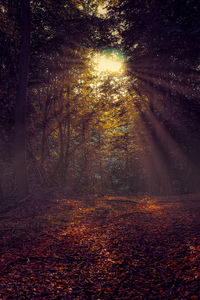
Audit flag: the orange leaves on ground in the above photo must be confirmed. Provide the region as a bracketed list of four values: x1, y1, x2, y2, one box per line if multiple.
[0, 195, 200, 298]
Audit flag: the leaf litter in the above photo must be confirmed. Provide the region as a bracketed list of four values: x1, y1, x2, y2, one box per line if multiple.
[0, 192, 200, 299]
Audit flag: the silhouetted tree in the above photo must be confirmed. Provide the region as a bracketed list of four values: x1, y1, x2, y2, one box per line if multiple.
[14, 0, 31, 198]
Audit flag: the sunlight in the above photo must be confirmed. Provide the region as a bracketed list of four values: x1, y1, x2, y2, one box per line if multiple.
[93, 52, 125, 75]
[97, 4, 107, 16]
[97, 55, 122, 73]
[138, 200, 162, 212]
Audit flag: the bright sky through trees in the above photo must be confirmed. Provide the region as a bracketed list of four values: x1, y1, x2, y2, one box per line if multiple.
[92, 51, 125, 75]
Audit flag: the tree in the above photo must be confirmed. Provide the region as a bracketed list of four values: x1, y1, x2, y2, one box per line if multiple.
[1, 0, 116, 198]
[14, 0, 31, 198]
[23, 0, 114, 189]
[108, 0, 200, 194]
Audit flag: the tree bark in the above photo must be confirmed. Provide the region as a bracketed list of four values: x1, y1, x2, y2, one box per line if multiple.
[15, 0, 30, 198]
[63, 85, 71, 182]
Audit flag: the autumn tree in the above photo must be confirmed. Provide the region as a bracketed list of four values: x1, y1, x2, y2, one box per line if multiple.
[0, 0, 113, 199]
[108, 0, 200, 194]
[25, 0, 113, 189]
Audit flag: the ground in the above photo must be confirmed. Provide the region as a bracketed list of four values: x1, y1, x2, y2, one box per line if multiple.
[0, 190, 200, 299]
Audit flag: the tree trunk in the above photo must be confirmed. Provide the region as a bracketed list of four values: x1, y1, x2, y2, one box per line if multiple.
[41, 98, 48, 167]
[63, 85, 71, 182]
[15, 0, 30, 198]
[0, 178, 3, 202]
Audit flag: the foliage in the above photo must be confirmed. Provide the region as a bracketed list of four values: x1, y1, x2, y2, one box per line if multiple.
[1, 0, 200, 198]
[108, 0, 200, 194]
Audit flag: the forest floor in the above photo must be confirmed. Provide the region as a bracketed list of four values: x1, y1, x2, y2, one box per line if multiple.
[0, 190, 200, 299]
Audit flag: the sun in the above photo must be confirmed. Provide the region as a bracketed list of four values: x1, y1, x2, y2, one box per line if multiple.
[97, 55, 122, 73]
[92, 51, 125, 75]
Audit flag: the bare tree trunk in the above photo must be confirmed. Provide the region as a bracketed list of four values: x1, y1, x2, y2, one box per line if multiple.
[41, 97, 48, 166]
[15, 0, 30, 198]
[40, 71, 52, 167]
[57, 89, 65, 172]
[63, 85, 71, 182]
[0, 178, 3, 201]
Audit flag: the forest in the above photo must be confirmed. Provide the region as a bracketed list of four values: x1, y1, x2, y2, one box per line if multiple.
[0, 0, 200, 298]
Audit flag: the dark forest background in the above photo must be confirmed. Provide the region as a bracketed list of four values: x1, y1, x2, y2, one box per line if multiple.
[0, 0, 200, 204]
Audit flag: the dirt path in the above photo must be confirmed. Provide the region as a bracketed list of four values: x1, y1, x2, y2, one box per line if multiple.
[0, 194, 200, 299]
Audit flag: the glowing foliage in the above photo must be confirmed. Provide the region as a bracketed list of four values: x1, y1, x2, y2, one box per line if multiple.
[97, 4, 107, 16]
